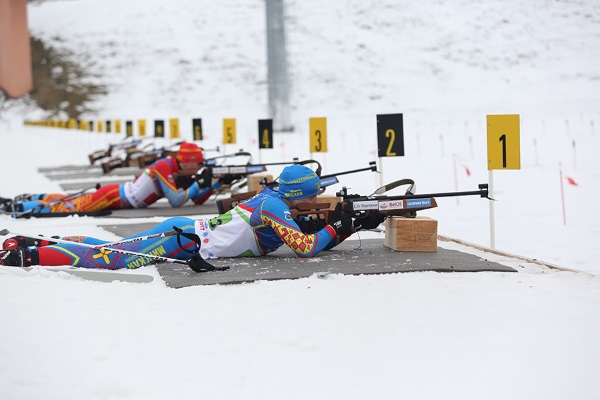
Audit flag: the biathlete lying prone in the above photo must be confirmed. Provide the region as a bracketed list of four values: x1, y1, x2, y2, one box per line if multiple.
[0, 164, 385, 269]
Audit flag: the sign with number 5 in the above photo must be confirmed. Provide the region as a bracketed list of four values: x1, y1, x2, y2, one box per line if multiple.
[223, 118, 236, 145]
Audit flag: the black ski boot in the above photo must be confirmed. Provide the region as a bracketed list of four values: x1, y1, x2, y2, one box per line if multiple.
[1, 201, 23, 214]
[0, 247, 38, 267]
[0, 197, 14, 213]
[13, 194, 35, 202]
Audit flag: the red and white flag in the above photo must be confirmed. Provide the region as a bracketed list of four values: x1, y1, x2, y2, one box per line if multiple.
[461, 164, 471, 177]
[566, 176, 578, 186]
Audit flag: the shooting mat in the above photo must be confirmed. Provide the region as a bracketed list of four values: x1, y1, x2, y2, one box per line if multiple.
[101, 223, 516, 288]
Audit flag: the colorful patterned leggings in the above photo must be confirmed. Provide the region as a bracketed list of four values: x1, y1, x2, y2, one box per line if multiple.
[36, 217, 198, 269]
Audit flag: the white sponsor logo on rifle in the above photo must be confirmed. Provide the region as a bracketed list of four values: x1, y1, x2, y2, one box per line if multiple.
[352, 200, 379, 210]
[378, 200, 405, 210]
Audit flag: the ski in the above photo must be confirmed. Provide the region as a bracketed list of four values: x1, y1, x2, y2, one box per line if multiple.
[22, 266, 155, 283]
[2, 210, 113, 218]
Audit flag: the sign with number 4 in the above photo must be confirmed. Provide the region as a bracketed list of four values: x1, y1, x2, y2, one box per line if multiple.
[259, 119, 273, 149]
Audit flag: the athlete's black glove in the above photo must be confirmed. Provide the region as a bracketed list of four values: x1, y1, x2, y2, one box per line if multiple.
[353, 211, 386, 231]
[327, 203, 353, 236]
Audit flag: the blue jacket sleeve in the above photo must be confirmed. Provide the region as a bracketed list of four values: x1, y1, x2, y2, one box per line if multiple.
[156, 180, 202, 207]
[190, 181, 222, 205]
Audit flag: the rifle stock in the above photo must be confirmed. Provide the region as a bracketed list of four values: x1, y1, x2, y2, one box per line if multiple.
[216, 191, 256, 214]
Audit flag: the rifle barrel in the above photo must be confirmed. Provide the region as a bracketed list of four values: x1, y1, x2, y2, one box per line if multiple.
[371, 187, 488, 201]
[320, 164, 377, 179]
[209, 161, 297, 169]
[255, 160, 299, 167]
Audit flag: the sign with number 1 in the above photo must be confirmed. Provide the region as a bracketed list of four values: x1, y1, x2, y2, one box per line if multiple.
[487, 114, 520, 170]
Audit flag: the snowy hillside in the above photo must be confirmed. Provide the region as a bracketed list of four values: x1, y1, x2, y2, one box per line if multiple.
[26, 0, 600, 120]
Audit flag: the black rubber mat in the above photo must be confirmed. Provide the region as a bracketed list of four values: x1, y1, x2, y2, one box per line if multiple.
[100, 223, 517, 288]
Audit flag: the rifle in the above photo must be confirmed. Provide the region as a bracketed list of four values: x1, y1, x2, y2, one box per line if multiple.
[97, 142, 176, 173]
[174, 158, 301, 190]
[291, 182, 491, 234]
[88, 138, 147, 165]
[212, 161, 380, 213]
[261, 161, 378, 191]
[98, 142, 221, 174]
[129, 144, 222, 171]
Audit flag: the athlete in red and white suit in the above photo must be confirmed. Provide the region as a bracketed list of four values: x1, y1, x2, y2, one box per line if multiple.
[14, 142, 216, 214]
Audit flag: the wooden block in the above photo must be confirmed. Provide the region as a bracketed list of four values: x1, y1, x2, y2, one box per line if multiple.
[316, 195, 341, 210]
[384, 216, 438, 252]
[247, 172, 273, 193]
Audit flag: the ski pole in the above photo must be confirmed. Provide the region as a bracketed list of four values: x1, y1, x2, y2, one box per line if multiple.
[0, 229, 226, 273]
[95, 230, 179, 248]
[15, 183, 102, 219]
[52, 183, 102, 204]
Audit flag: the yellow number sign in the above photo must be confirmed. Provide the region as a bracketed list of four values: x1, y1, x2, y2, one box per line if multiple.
[309, 117, 327, 153]
[169, 118, 180, 139]
[223, 118, 236, 144]
[487, 114, 520, 170]
[138, 120, 146, 137]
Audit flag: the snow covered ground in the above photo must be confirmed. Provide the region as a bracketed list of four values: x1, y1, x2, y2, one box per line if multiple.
[1, 0, 599, 399]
